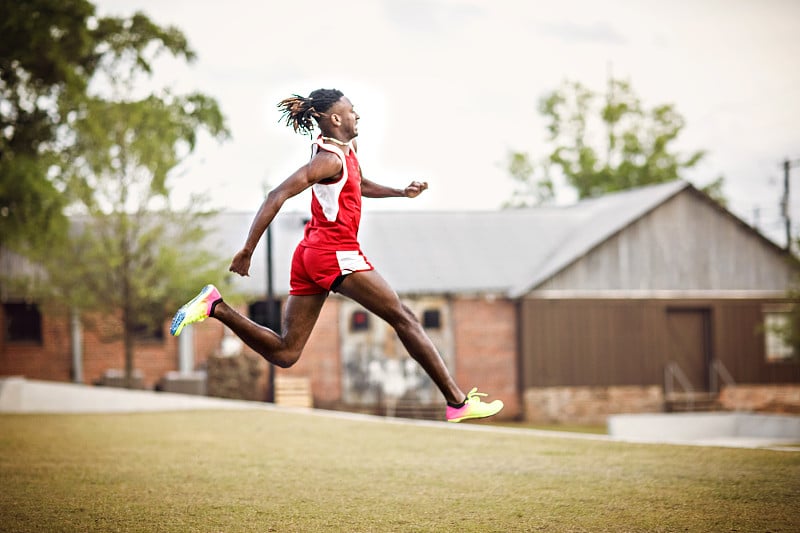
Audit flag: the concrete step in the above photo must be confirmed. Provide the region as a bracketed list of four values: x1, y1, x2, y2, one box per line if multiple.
[665, 392, 722, 413]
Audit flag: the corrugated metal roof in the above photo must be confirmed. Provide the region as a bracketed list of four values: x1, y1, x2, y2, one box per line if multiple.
[221, 180, 690, 298]
[10, 179, 784, 301]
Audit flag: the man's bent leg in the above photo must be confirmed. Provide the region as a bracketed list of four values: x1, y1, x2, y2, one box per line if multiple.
[335, 270, 465, 405]
[210, 292, 327, 368]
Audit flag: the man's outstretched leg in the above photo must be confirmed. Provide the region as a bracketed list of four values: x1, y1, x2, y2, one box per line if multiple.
[170, 284, 327, 369]
[336, 270, 504, 422]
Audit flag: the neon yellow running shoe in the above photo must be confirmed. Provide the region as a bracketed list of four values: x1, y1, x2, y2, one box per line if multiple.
[446, 387, 504, 423]
[170, 284, 222, 336]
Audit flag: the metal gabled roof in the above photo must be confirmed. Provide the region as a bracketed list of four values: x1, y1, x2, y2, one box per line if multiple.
[219, 180, 692, 298]
[507, 180, 690, 297]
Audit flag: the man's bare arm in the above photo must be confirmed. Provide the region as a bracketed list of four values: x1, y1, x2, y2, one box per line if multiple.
[361, 176, 428, 199]
[229, 152, 341, 276]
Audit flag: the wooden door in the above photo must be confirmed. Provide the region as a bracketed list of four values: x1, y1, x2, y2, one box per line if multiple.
[665, 308, 711, 391]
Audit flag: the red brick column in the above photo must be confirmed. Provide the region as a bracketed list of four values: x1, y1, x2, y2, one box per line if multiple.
[452, 296, 518, 418]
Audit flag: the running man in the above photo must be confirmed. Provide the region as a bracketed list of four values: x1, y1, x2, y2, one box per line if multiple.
[170, 88, 503, 423]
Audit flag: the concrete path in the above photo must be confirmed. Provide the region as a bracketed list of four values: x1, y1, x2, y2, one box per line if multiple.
[0, 376, 268, 414]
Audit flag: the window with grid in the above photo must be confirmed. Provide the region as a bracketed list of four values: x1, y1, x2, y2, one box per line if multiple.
[764, 309, 794, 362]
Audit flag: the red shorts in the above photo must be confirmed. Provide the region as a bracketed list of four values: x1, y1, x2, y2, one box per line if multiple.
[290, 245, 374, 295]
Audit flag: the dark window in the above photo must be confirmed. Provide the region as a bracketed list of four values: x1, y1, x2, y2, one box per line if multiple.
[3, 302, 42, 343]
[249, 300, 282, 330]
[423, 309, 441, 329]
[351, 310, 369, 331]
[131, 319, 164, 342]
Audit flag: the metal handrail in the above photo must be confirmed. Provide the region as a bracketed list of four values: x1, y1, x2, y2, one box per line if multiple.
[710, 358, 738, 411]
[709, 358, 736, 393]
[664, 361, 695, 410]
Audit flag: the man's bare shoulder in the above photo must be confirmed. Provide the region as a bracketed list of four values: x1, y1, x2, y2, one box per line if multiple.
[307, 150, 343, 181]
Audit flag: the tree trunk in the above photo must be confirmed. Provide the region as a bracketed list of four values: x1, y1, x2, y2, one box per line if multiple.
[124, 326, 135, 389]
[121, 229, 135, 389]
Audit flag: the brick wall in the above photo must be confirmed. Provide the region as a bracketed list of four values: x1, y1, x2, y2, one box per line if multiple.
[523, 385, 664, 425]
[0, 307, 214, 390]
[523, 384, 800, 424]
[275, 294, 519, 416]
[2, 294, 522, 420]
[719, 384, 800, 413]
[68, 316, 184, 388]
[281, 297, 341, 408]
[452, 295, 519, 419]
[0, 311, 73, 381]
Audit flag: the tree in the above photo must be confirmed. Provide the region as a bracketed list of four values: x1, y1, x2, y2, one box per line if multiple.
[0, 0, 194, 252]
[50, 92, 229, 386]
[506, 77, 725, 206]
[1, 0, 230, 386]
[504, 152, 554, 208]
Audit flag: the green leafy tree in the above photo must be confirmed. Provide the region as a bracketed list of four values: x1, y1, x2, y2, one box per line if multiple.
[503, 152, 554, 208]
[0, 0, 193, 252]
[50, 92, 229, 386]
[1, 0, 230, 386]
[507, 77, 725, 206]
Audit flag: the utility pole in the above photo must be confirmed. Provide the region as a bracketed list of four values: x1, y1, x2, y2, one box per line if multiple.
[782, 158, 800, 253]
[263, 183, 277, 402]
[265, 222, 276, 402]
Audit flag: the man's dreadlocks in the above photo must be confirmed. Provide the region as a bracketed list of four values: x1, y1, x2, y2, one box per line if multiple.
[277, 88, 344, 137]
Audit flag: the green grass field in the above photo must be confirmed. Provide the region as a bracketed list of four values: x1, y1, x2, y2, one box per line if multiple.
[1, 409, 798, 532]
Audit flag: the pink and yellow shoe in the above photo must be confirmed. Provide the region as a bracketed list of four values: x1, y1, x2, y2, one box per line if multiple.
[446, 387, 504, 422]
[170, 284, 221, 336]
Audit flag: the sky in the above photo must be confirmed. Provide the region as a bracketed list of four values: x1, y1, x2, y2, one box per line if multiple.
[94, 0, 800, 247]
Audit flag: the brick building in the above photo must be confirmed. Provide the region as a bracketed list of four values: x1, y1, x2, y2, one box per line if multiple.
[2, 181, 799, 422]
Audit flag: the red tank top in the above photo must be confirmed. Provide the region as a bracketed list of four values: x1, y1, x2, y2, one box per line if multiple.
[300, 139, 362, 250]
